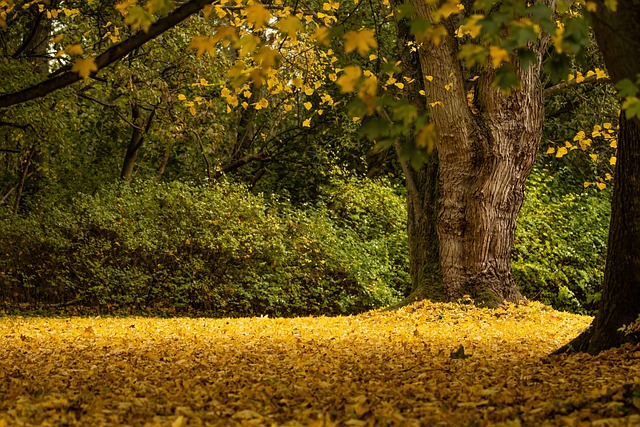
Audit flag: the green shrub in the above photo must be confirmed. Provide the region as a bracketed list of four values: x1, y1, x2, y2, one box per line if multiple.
[0, 179, 408, 316]
[513, 169, 610, 314]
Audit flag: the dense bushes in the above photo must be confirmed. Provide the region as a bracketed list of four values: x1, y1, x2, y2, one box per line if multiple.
[513, 169, 610, 314]
[0, 169, 611, 316]
[0, 179, 408, 316]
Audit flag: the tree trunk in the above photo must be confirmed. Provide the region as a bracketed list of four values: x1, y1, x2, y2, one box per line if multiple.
[560, 0, 640, 354]
[390, 3, 442, 304]
[405, 2, 548, 306]
[121, 102, 155, 183]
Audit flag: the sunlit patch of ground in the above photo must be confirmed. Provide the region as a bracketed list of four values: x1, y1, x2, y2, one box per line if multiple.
[1, 301, 639, 426]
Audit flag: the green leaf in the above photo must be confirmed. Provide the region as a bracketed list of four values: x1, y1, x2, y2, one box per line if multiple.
[458, 44, 488, 68]
[622, 96, 640, 119]
[409, 18, 430, 36]
[543, 54, 572, 84]
[615, 79, 639, 98]
[395, 3, 416, 20]
[359, 119, 391, 141]
[517, 50, 538, 70]
[492, 63, 520, 92]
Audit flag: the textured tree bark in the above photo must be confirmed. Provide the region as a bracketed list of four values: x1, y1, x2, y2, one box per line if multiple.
[390, 2, 442, 304]
[405, 1, 548, 306]
[559, 0, 640, 354]
[589, 113, 640, 351]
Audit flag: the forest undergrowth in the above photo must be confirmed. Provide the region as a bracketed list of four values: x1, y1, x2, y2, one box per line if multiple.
[1, 301, 640, 427]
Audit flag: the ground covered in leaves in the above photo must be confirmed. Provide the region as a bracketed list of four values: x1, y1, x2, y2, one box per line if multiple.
[1, 301, 640, 426]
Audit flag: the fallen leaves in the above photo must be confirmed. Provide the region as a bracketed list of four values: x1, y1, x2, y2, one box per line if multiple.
[0, 301, 639, 426]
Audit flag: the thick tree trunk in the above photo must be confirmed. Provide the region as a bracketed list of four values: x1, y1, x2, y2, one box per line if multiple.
[406, 2, 548, 306]
[560, 1, 640, 354]
[589, 112, 640, 351]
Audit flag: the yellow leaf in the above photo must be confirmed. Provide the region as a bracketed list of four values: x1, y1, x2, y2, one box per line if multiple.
[595, 68, 608, 79]
[312, 26, 331, 45]
[610, 139, 617, 148]
[323, 0, 339, 10]
[336, 65, 362, 93]
[416, 122, 437, 152]
[343, 30, 378, 56]
[304, 86, 314, 96]
[575, 71, 585, 83]
[489, 45, 509, 68]
[244, 2, 271, 29]
[277, 16, 303, 41]
[255, 45, 281, 69]
[172, 415, 187, 427]
[546, 147, 555, 154]
[432, 0, 462, 22]
[444, 82, 453, 91]
[303, 102, 312, 110]
[555, 147, 568, 158]
[596, 182, 606, 190]
[425, 75, 434, 82]
[178, 94, 186, 101]
[65, 44, 83, 56]
[610, 156, 617, 165]
[579, 138, 591, 151]
[605, 173, 613, 181]
[429, 101, 444, 108]
[188, 36, 216, 57]
[584, 182, 592, 188]
[52, 34, 64, 43]
[573, 131, 586, 141]
[589, 153, 598, 161]
[71, 57, 98, 79]
[255, 98, 269, 110]
[457, 14, 484, 38]
[302, 118, 311, 127]
[603, 122, 612, 129]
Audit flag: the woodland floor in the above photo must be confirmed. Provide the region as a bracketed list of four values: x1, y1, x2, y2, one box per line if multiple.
[1, 301, 640, 426]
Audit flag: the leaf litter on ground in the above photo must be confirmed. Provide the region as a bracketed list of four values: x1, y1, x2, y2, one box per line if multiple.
[1, 300, 640, 426]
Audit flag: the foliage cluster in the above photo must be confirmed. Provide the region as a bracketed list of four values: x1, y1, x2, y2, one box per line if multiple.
[0, 179, 408, 316]
[513, 169, 610, 314]
[5, 302, 640, 426]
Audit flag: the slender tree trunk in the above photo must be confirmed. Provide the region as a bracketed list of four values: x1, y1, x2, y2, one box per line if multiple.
[13, 146, 35, 214]
[121, 102, 155, 183]
[559, 0, 640, 354]
[156, 143, 172, 182]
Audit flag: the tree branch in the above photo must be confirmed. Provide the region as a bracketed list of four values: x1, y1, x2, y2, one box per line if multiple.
[0, 0, 212, 109]
[213, 152, 271, 179]
[544, 74, 610, 98]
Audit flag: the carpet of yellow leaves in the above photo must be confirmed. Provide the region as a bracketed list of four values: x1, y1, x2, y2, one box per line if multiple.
[1, 301, 640, 426]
